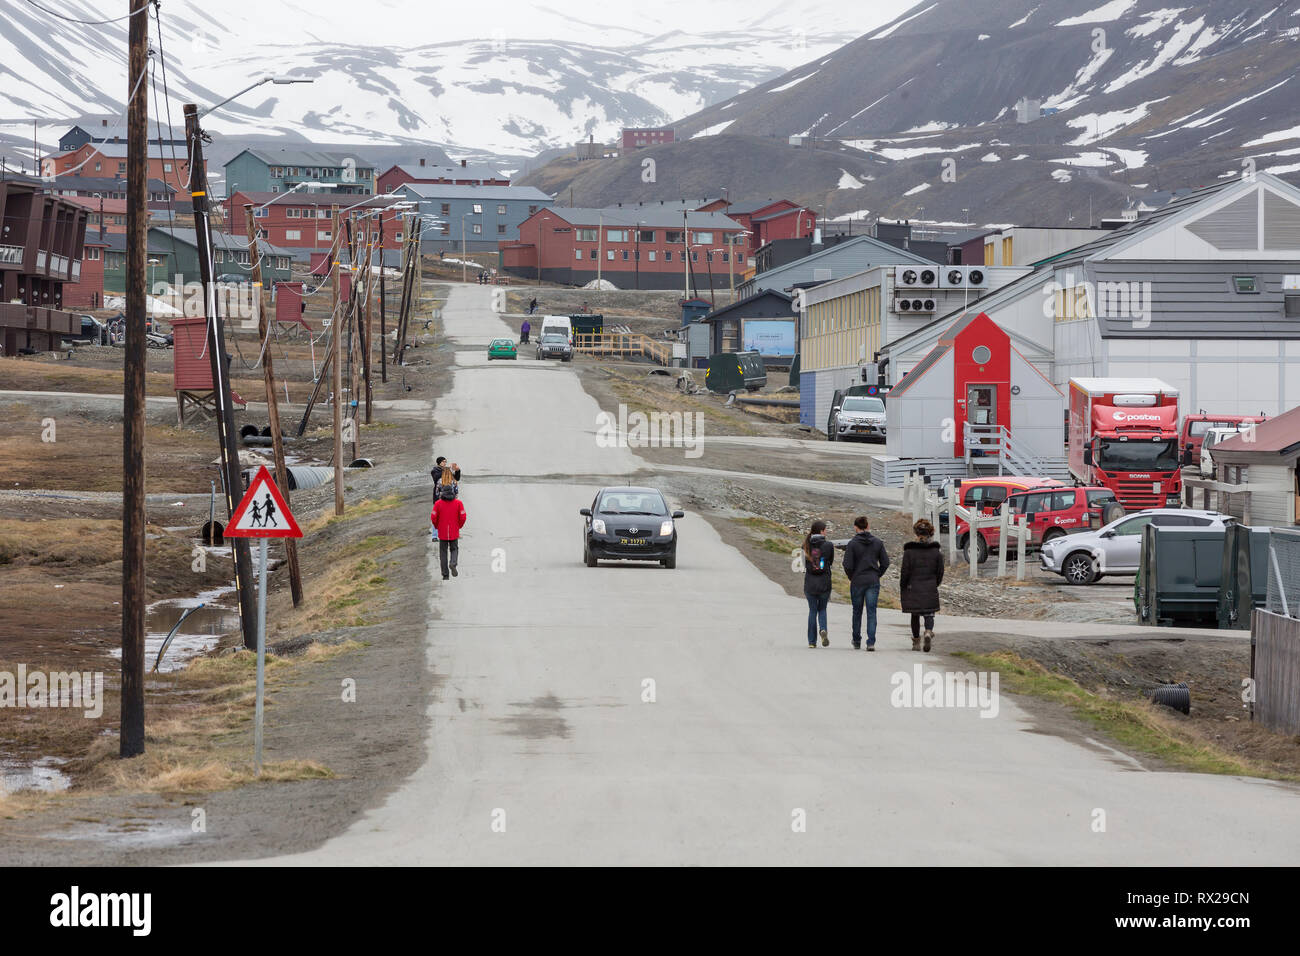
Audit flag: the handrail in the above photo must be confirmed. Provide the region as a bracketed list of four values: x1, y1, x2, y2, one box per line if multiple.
[573, 332, 672, 366]
[963, 422, 1051, 478]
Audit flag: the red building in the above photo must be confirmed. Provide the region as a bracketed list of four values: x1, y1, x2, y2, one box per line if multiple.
[0, 179, 89, 353]
[62, 234, 108, 310]
[621, 128, 675, 149]
[230, 190, 411, 256]
[500, 206, 744, 290]
[377, 158, 510, 195]
[62, 194, 128, 235]
[43, 141, 189, 194]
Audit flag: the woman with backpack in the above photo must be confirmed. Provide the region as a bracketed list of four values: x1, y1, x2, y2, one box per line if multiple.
[900, 518, 945, 652]
[802, 520, 835, 648]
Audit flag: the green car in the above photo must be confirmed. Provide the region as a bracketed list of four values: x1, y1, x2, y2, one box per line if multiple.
[487, 338, 517, 360]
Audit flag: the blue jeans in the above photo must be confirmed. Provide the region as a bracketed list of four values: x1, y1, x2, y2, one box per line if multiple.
[851, 583, 880, 647]
[806, 592, 829, 645]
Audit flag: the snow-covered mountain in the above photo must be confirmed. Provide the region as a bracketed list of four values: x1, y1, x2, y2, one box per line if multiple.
[0, 0, 913, 164]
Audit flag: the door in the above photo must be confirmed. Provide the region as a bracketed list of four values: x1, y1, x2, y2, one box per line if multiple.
[966, 384, 998, 454]
[1101, 514, 1154, 572]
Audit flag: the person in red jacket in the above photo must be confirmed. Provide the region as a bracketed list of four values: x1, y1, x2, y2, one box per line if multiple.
[431, 484, 467, 580]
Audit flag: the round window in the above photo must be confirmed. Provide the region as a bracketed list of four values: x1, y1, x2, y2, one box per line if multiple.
[972, 345, 992, 365]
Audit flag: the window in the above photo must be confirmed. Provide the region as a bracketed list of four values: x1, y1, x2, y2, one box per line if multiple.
[1114, 515, 1154, 536]
[472, 223, 482, 234]
[394, 233, 403, 243]
[664, 250, 672, 262]
[86, 247, 100, 261]
[440, 223, 449, 235]
[575, 228, 596, 242]
[607, 229, 628, 242]
[665, 230, 683, 244]
[94, 162, 102, 172]
[638, 229, 655, 242]
[285, 229, 302, 241]
[691, 251, 698, 261]
[528, 205, 538, 214]
[607, 250, 615, 260]
[318, 230, 332, 241]
[590, 249, 597, 260]
[253, 207, 268, 218]
[497, 204, 507, 215]
[722, 252, 729, 262]
[472, 203, 483, 214]
[256, 228, 267, 239]
[622, 250, 629, 260]
[648, 251, 656, 262]
[117, 163, 126, 174]
[693, 231, 713, 244]
[441, 203, 451, 215]
[286, 208, 300, 218]
[575, 249, 583, 261]
[1086, 490, 1117, 507]
[497, 224, 506, 235]
[1232, 275, 1259, 294]
[163, 163, 172, 173]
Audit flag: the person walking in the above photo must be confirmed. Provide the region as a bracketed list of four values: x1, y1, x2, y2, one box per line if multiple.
[802, 520, 835, 648]
[520, 318, 530, 344]
[900, 518, 944, 652]
[528, 297, 537, 315]
[431, 484, 467, 580]
[842, 515, 890, 650]
[430, 456, 461, 496]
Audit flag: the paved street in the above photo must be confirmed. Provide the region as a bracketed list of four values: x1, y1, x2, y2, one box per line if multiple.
[257, 285, 1300, 866]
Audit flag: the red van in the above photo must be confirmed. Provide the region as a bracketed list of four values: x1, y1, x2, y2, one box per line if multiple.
[951, 476, 1063, 562]
[957, 484, 1119, 562]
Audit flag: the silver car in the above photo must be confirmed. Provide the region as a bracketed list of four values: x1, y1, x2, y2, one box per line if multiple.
[830, 396, 887, 442]
[1039, 507, 1230, 585]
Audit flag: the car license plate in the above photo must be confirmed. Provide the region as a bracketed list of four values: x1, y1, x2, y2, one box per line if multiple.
[618, 538, 646, 546]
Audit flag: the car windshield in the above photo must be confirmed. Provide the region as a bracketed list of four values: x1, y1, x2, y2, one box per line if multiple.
[492, 339, 512, 347]
[599, 493, 667, 515]
[1097, 438, 1179, 472]
[542, 334, 567, 344]
[842, 397, 885, 412]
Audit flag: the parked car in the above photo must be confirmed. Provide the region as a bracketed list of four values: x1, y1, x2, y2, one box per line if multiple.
[825, 384, 889, 440]
[963, 485, 1121, 559]
[580, 486, 683, 569]
[1039, 508, 1230, 585]
[828, 395, 887, 442]
[62, 315, 109, 346]
[487, 338, 517, 360]
[535, 332, 573, 362]
[1199, 425, 1249, 477]
[941, 475, 1063, 541]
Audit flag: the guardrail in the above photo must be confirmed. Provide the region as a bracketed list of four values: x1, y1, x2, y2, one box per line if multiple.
[902, 473, 1029, 579]
[963, 422, 1053, 478]
[573, 332, 671, 366]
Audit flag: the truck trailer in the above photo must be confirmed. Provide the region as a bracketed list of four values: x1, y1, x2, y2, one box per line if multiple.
[1067, 377, 1181, 511]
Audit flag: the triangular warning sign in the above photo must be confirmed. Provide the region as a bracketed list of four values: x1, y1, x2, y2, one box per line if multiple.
[225, 465, 303, 538]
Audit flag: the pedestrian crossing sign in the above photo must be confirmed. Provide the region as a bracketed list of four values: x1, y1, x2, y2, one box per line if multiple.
[225, 465, 303, 538]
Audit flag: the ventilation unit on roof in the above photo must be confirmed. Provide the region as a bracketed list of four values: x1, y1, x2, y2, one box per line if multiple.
[894, 265, 937, 288]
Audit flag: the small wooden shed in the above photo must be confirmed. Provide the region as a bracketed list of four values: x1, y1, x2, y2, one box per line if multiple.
[1206, 406, 1300, 527]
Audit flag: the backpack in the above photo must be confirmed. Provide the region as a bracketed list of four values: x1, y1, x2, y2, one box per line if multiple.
[807, 542, 830, 574]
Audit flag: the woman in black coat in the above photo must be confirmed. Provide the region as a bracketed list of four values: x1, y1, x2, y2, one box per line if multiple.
[802, 520, 835, 648]
[899, 518, 944, 652]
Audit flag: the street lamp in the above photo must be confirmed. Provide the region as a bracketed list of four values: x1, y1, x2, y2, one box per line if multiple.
[147, 257, 159, 295]
[199, 76, 314, 119]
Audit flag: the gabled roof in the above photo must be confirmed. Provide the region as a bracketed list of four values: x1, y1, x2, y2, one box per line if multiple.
[230, 148, 375, 169]
[725, 198, 796, 217]
[1211, 405, 1300, 458]
[539, 206, 739, 230]
[391, 163, 505, 180]
[702, 289, 792, 322]
[888, 341, 950, 398]
[149, 226, 293, 257]
[748, 235, 935, 293]
[43, 174, 175, 194]
[399, 183, 551, 202]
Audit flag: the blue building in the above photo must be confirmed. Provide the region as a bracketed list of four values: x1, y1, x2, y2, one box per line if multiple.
[395, 183, 554, 252]
[223, 148, 377, 197]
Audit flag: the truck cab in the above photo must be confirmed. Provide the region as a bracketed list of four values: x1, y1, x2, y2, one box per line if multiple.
[1069, 378, 1182, 511]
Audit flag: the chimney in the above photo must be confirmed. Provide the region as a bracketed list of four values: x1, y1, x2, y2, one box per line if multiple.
[419, 158, 425, 167]
[461, 159, 467, 167]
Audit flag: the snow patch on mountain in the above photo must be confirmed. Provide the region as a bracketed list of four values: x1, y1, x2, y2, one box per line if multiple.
[1058, 0, 1138, 27]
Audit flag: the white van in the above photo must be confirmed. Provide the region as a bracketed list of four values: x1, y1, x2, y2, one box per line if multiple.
[1199, 425, 1247, 477]
[540, 315, 572, 345]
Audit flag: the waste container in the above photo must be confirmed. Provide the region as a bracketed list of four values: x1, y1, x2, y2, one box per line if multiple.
[1136, 525, 1226, 626]
[705, 350, 766, 393]
[1216, 522, 1270, 629]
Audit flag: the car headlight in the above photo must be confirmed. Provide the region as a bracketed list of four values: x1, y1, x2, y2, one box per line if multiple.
[659, 520, 674, 537]
[591, 518, 606, 534]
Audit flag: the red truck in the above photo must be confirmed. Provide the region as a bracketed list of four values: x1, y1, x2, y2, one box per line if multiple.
[1179, 411, 1268, 461]
[1068, 377, 1181, 511]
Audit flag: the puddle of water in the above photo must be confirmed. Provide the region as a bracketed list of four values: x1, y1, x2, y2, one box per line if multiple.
[43, 820, 201, 847]
[0, 757, 71, 794]
[108, 587, 242, 673]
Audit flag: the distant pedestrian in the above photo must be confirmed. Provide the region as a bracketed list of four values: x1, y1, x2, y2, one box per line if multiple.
[431, 484, 467, 580]
[520, 318, 530, 343]
[528, 297, 537, 315]
[430, 456, 461, 500]
[802, 519, 835, 648]
[842, 515, 890, 650]
[900, 518, 944, 652]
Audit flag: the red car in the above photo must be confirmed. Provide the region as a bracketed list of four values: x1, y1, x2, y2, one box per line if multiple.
[958, 485, 1120, 562]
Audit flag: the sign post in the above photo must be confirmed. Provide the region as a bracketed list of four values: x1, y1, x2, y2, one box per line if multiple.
[223, 466, 303, 775]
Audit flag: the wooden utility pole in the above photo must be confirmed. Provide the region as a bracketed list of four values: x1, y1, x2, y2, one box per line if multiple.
[361, 216, 374, 423]
[244, 203, 303, 606]
[185, 104, 259, 651]
[331, 205, 344, 515]
[378, 212, 387, 383]
[120, 0, 149, 759]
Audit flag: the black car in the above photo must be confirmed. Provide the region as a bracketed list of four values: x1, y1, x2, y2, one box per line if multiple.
[63, 315, 108, 346]
[580, 486, 683, 569]
[535, 332, 573, 362]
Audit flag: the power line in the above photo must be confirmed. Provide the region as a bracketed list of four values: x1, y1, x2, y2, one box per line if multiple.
[23, 0, 152, 25]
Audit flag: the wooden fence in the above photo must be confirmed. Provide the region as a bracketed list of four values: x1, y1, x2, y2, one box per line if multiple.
[1253, 608, 1300, 733]
[901, 474, 1029, 579]
[573, 332, 672, 366]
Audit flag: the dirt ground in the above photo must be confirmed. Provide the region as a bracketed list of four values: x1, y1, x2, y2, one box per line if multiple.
[507, 287, 703, 324]
[0, 278, 453, 863]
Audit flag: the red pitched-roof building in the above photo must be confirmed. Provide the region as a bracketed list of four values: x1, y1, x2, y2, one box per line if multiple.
[377, 158, 510, 195]
[229, 190, 411, 257]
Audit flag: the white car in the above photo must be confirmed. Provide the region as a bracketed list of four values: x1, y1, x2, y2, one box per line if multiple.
[829, 395, 887, 442]
[1039, 508, 1230, 585]
[1199, 425, 1249, 477]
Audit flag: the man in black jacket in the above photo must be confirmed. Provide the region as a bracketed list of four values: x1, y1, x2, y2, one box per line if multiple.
[842, 516, 891, 650]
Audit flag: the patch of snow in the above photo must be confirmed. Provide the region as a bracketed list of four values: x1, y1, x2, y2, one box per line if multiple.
[837, 169, 867, 189]
[993, 106, 1009, 120]
[770, 71, 818, 93]
[1243, 6, 1279, 33]
[720, 102, 735, 110]
[583, 278, 619, 290]
[1104, 17, 1205, 93]
[1057, 0, 1137, 26]
[798, 113, 831, 136]
[872, 3, 938, 38]
[1050, 152, 1115, 167]
[1182, 76, 1293, 129]
[1104, 147, 1148, 168]
[980, 152, 1001, 162]
[875, 142, 983, 160]
[692, 120, 735, 138]
[1263, 161, 1300, 175]
[903, 183, 931, 196]
[1009, 6, 1039, 28]
[902, 121, 957, 134]
[830, 208, 871, 221]
[1242, 122, 1300, 147]
[1052, 169, 1074, 183]
[978, 33, 991, 40]
[1011, 153, 1029, 160]
[1066, 99, 1164, 144]
[1125, 8, 1186, 38]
